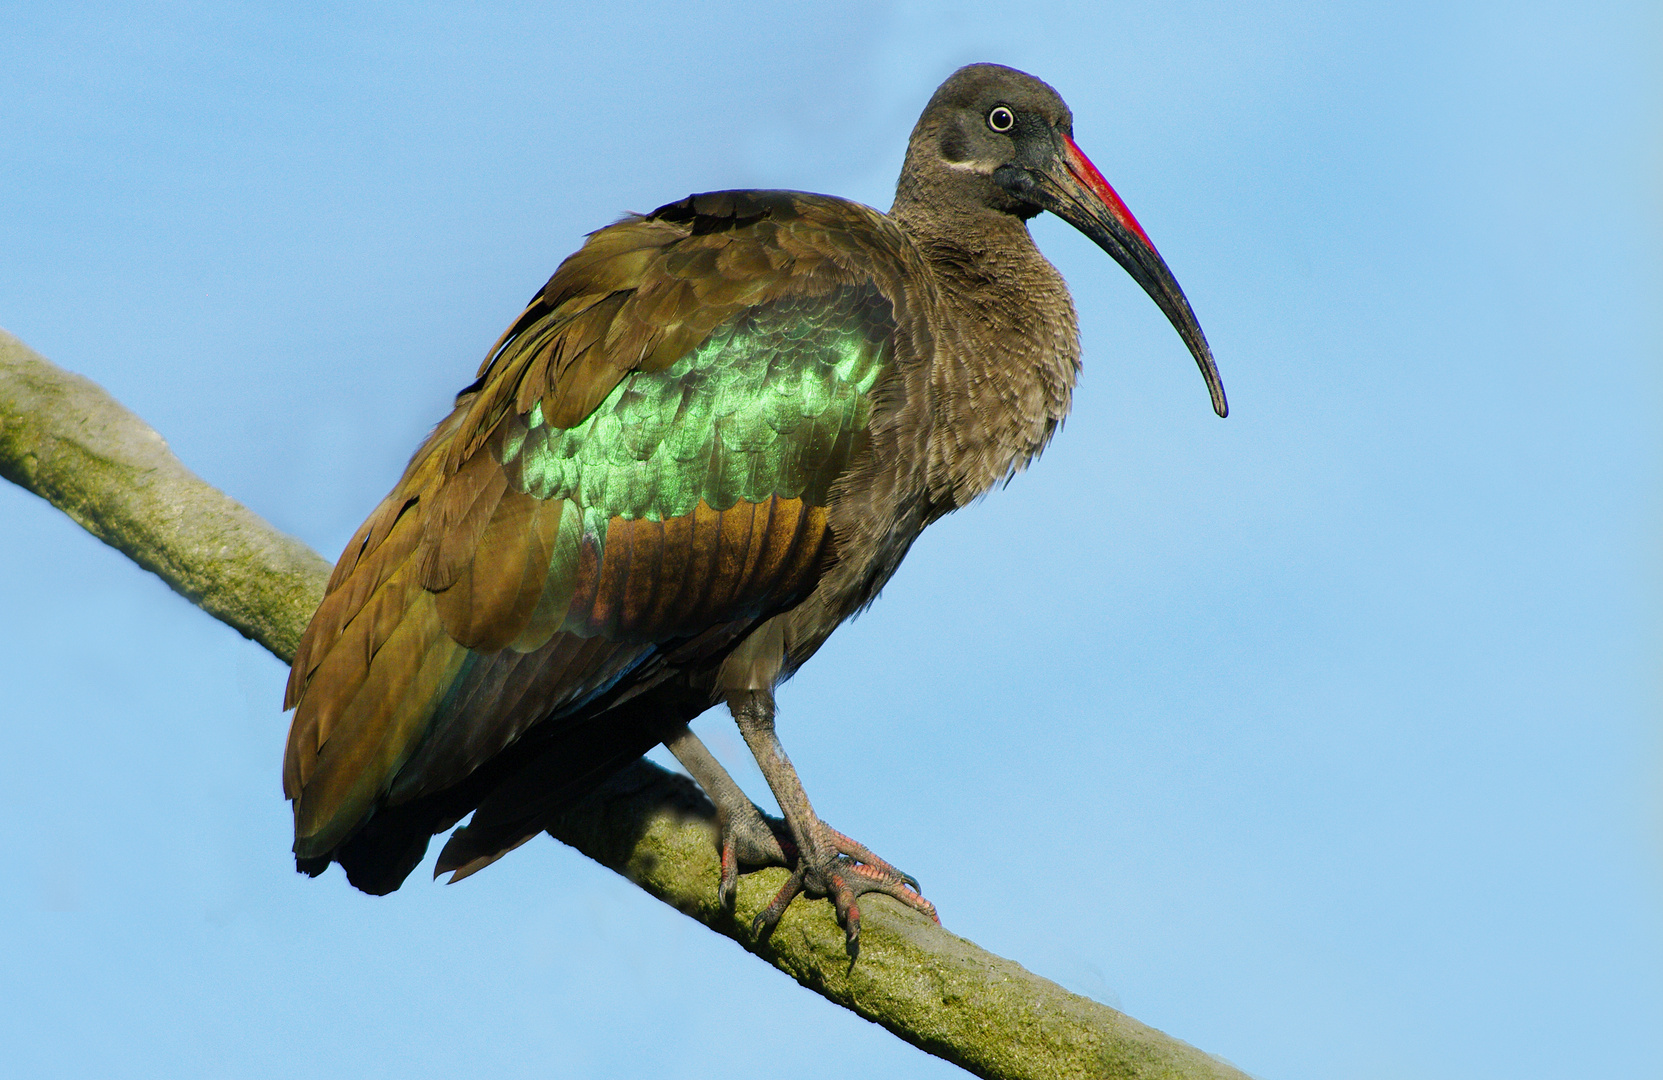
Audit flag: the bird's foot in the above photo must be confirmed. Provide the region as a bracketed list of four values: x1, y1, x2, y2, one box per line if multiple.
[713, 800, 792, 909]
[690, 698, 937, 958]
[730, 816, 937, 960]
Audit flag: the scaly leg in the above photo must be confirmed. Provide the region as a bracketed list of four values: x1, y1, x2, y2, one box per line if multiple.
[662, 723, 788, 908]
[723, 689, 936, 958]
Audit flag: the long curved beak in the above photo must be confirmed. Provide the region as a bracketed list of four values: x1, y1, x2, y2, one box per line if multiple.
[1029, 134, 1227, 418]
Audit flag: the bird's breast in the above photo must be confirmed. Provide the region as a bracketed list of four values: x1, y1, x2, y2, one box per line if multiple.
[923, 255, 1081, 509]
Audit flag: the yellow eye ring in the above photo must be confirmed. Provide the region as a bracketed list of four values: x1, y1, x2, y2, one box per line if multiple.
[987, 106, 1015, 133]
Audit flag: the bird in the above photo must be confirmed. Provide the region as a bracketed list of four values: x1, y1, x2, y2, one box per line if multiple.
[281, 62, 1226, 956]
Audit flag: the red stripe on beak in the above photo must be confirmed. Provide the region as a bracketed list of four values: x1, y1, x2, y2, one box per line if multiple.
[1062, 135, 1155, 251]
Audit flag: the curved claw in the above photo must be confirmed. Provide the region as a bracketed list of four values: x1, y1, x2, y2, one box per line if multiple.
[718, 835, 740, 912]
[821, 825, 923, 893]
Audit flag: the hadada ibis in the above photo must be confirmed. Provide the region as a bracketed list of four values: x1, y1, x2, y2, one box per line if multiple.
[282, 63, 1226, 955]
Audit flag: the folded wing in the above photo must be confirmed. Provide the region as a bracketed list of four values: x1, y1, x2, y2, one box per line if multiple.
[282, 192, 911, 884]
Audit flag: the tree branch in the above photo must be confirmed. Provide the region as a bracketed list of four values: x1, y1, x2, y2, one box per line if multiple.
[0, 328, 329, 660]
[0, 326, 1250, 1080]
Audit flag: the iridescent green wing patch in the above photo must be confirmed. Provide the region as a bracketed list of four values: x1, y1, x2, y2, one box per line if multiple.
[461, 282, 893, 654]
[496, 283, 893, 529]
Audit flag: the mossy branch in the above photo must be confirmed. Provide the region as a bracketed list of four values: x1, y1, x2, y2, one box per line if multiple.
[0, 326, 1250, 1080]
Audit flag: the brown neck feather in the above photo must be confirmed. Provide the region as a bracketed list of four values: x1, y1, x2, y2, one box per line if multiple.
[890, 179, 1081, 511]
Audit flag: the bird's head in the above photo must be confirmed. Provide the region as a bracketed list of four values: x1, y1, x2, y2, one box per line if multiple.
[899, 63, 1227, 418]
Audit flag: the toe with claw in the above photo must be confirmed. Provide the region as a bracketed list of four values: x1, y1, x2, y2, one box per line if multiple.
[748, 821, 938, 960]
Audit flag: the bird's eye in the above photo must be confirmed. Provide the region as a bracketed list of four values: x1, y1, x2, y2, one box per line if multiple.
[987, 106, 1015, 133]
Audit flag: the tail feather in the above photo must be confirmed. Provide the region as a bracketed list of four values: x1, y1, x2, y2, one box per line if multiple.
[303, 679, 709, 895]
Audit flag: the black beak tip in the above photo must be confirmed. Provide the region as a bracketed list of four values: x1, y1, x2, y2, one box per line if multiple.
[1192, 342, 1228, 418]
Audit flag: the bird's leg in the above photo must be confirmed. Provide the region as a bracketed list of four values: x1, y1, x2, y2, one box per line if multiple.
[661, 723, 789, 909]
[726, 689, 937, 958]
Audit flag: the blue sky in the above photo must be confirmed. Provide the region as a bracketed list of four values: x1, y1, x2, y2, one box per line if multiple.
[1, 3, 1656, 1077]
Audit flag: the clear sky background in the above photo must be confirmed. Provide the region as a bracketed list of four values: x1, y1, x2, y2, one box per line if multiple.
[1, 3, 1657, 1078]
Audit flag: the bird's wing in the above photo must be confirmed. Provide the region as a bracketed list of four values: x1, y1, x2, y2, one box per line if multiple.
[281, 191, 918, 864]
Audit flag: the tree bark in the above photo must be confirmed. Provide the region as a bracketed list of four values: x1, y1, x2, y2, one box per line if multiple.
[0, 326, 1251, 1080]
